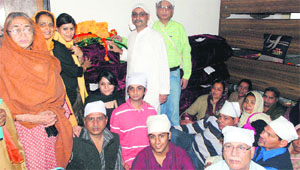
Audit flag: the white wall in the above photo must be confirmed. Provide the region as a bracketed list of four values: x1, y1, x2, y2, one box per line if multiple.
[50, 0, 220, 37]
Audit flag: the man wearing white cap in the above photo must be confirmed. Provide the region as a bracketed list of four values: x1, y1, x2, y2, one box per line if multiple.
[110, 3, 170, 112]
[67, 100, 123, 170]
[173, 101, 241, 169]
[153, 0, 192, 126]
[110, 72, 157, 169]
[206, 126, 265, 170]
[253, 116, 298, 170]
[131, 114, 195, 169]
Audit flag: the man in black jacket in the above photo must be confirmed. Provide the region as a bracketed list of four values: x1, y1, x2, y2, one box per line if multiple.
[67, 100, 123, 170]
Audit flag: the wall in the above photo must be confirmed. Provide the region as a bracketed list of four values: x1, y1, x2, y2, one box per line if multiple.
[50, 0, 221, 37]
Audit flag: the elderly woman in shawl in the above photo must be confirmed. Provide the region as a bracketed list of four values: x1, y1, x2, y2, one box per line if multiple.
[0, 12, 72, 169]
[239, 91, 271, 146]
[33, 10, 81, 135]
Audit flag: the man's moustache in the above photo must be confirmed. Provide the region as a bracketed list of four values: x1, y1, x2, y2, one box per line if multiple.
[134, 20, 143, 23]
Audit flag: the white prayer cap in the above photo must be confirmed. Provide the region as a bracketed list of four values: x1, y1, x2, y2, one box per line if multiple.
[127, 72, 147, 88]
[147, 114, 171, 134]
[84, 100, 106, 117]
[222, 126, 255, 147]
[269, 116, 298, 143]
[219, 101, 241, 118]
[132, 3, 150, 14]
[156, 0, 175, 6]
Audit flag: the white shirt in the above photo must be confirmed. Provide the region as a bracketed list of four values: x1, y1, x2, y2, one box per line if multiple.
[123, 27, 170, 111]
[206, 160, 266, 170]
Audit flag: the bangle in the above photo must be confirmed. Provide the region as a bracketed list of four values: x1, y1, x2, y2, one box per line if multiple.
[22, 114, 25, 122]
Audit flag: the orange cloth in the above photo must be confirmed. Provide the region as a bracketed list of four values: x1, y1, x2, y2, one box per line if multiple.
[0, 17, 72, 168]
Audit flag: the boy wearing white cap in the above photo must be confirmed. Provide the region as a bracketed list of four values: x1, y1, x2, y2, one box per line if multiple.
[253, 116, 298, 170]
[67, 100, 122, 170]
[153, 0, 192, 126]
[110, 72, 157, 169]
[173, 101, 241, 168]
[131, 114, 195, 169]
[206, 126, 265, 170]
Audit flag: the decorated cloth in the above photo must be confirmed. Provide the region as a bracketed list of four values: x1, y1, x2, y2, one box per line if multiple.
[122, 26, 170, 111]
[110, 99, 157, 167]
[53, 31, 88, 104]
[206, 160, 265, 170]
[0, 101, 26, 170]
[0, 19, 72, 168]
[33, 10, 78, 127]
[131, 142, 195, 170]
[183, 94, 225, 120]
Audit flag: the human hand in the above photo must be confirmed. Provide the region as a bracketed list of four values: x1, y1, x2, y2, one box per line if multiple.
[122, 159, 130, 170]
[180, 119, 194, 125]
[107, 41, 123, 54]
[180, 78, 189, 90]
[204, 162, 212, 169]
[111, 35, 122, 42]
[0, 109, 6, 126]
[36, 110, 57, 127]
[82, 58, 91, 72]
[71, 45, 84, 59]
[159, 94, 168, 104]
[73, 125, 82, 137]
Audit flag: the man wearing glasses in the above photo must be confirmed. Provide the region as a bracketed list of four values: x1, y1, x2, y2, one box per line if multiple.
[131, 114, 195, 169]
[112, 3, 170, 113]
[206, 126, 265, 170]
[153, 0, 192, 127]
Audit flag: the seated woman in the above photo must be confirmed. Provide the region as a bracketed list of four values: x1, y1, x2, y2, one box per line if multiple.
[33, 10, 78, 129]
[0, 99, 26, 169]
[239, 91, 271, 146]
[85, 70, 125, 129]
[0, 12, 72, 169]
[180, 79, 227, 125]
[53, 13, 91, 125]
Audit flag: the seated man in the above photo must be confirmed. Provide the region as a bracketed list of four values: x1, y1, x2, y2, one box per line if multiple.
[173, 101, 240, 168]
[229, 79, 252, 108]
[132, 114, 195, 169]
[206, 126, 265, 170]
[67, 100, 122, 170]
[263, 87, 287, 120]
[110, 72, 157, 168]
[253, 116, 298, 170]
[289, 124, 300, 170]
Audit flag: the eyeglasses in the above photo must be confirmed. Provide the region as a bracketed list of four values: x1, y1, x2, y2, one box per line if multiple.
[157, 5, 173, 10]
[8, 27, 33, 35]
[223, 144, 251, 153]
[132, 12, 148, 18]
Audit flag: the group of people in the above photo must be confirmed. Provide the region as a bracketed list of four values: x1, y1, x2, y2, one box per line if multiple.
[0, 0, 299, 170]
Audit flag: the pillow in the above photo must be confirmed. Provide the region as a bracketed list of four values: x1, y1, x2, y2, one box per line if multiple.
[260, 34, 292, 63]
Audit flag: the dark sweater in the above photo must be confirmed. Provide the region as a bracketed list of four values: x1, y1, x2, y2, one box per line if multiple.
[67, 128, 120, 170]
[52, 40, 83, 105]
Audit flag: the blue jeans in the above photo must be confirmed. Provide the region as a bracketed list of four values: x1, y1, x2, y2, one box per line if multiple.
[161, 69, 181, 126]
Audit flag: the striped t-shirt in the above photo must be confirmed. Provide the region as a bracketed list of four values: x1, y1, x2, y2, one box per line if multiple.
[110, 99, 157, 167]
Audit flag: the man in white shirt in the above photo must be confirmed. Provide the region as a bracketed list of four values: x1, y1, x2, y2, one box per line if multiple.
[110, 3, 170, 111]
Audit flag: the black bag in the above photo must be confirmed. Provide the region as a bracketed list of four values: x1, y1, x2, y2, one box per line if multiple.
[261, 34, 292, 62]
